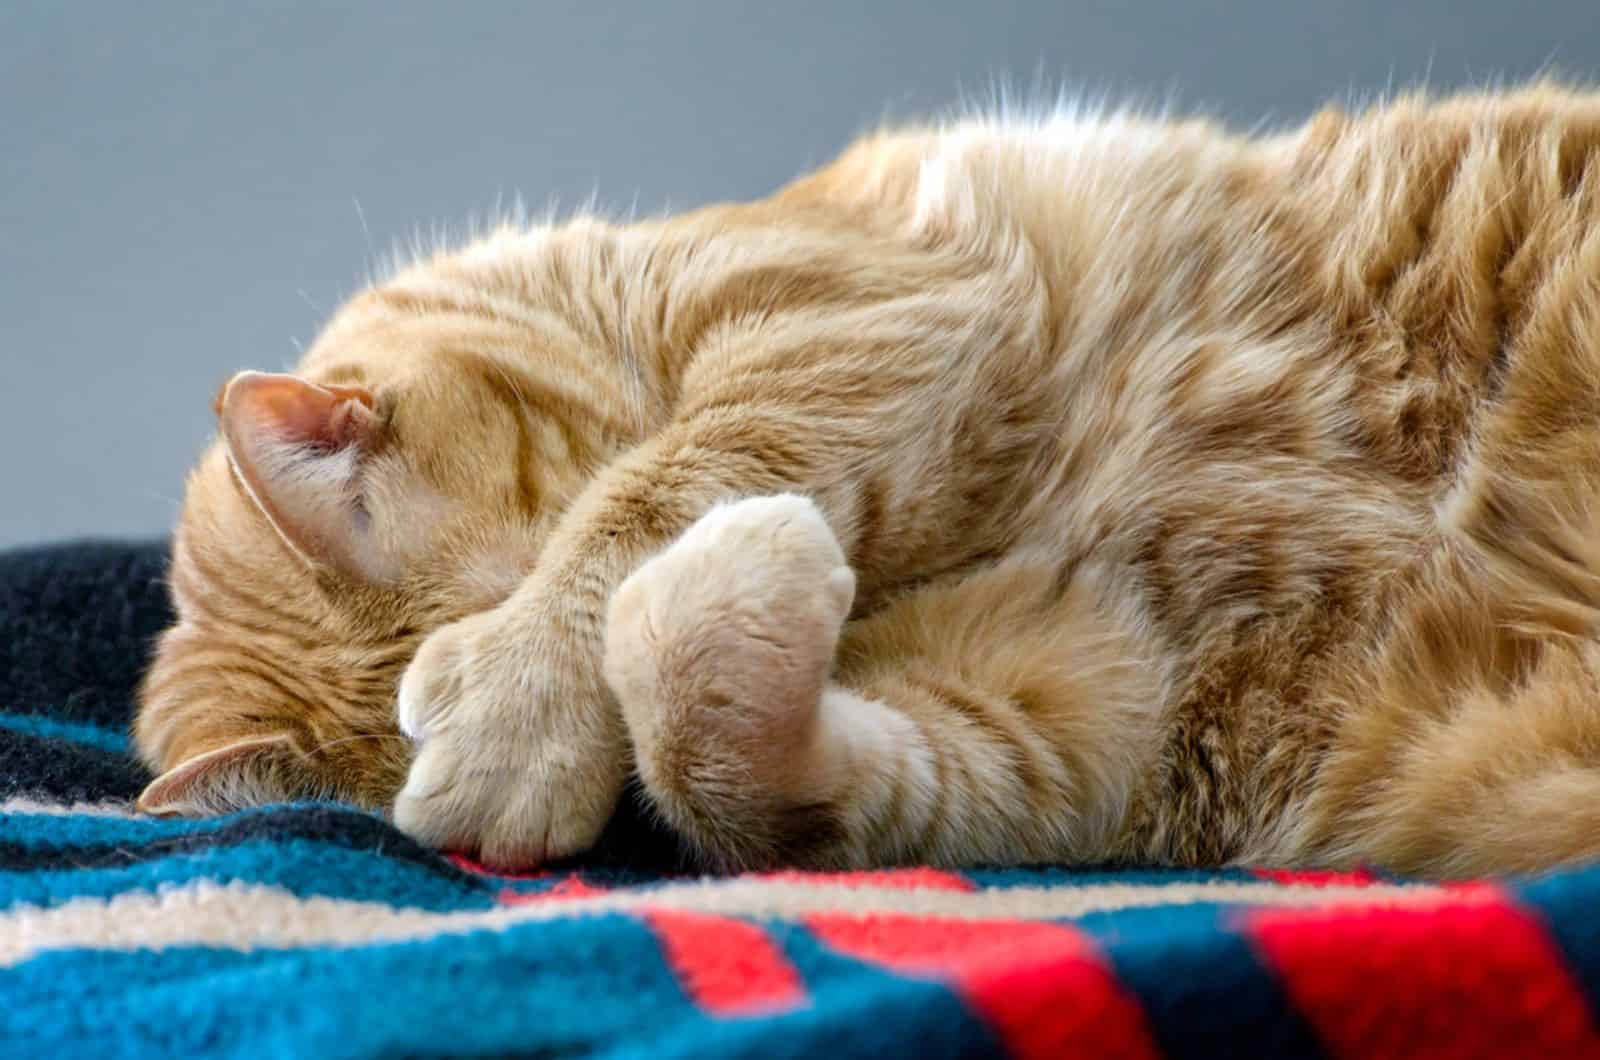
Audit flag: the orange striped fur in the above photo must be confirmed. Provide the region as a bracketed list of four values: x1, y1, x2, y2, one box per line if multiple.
[138, 84, 1600, 876]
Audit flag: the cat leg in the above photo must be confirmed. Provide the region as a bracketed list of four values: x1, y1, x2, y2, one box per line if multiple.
[604, 494, 1161, 870]
[1316, 642, 1600, 878]
[1304, 544, 1600, 878]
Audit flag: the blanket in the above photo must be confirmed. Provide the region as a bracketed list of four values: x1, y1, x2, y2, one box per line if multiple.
[4, 540, 1600, 1059]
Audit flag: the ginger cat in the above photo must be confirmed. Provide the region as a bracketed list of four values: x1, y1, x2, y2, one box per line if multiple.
[136, 84, 1600, 877]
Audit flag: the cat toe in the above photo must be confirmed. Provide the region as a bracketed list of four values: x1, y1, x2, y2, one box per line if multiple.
[603, 494, 857, 866]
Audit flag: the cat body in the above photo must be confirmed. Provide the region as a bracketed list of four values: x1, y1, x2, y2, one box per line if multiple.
[137, 85, 1600, 876]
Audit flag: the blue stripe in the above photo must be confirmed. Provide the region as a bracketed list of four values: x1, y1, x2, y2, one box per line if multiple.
[0, 712, 129, 753]
[0, 802, 374, 847]
[0, 838, 492, 912]
[0, 914, 1009, 1060]
[0, 914, 702, 1060]
[1075, 900, 1330, 1060]
[1510, 862, 1600, 1026]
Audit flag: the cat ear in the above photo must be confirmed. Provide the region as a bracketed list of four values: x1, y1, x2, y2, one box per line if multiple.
[217, 371, 389, 582]
[135, 733, 300, 817]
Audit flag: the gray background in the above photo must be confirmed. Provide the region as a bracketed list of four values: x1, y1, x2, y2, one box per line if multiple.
[3, 1, 1595, 548]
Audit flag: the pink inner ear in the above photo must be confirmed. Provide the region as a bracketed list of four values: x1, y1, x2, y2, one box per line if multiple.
[215, 370, 391, 581]
[224, 372, 377, 452]
[136, 732, 298, 817]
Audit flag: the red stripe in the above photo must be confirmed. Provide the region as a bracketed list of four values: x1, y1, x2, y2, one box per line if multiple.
[497, 873, 611, 905]
[1246, 884, 1600, 1060]
[755, 868, 975, 892]
[1251, 867, 1380, 887]
[446, 853, 550, 880]
[808, 914, 1159, 1060]
[645, 910, 808, 1018]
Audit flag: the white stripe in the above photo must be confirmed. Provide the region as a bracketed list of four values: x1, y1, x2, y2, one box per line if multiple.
[0, 875, 1455, 968]
[0, 797, 140, 818]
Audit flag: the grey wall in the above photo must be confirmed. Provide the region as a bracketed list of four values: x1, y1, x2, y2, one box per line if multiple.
[2, 1, 1595, 548]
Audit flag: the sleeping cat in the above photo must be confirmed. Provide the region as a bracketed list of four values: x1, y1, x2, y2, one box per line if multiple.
[135, 84, 1600, 877]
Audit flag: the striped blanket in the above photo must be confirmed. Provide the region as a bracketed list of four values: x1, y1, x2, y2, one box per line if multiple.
[5, 542, 1600, 1059]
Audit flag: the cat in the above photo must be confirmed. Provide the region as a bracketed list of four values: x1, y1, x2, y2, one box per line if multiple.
[135, 83, 1600, 878]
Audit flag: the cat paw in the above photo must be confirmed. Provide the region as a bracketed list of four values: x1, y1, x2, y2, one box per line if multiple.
[603, 494, 856, 864]
[392, 604, 627, 868]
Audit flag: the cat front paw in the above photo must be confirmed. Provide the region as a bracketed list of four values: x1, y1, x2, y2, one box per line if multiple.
[392, 605, 627, 868]
[603, 494, 856, 866]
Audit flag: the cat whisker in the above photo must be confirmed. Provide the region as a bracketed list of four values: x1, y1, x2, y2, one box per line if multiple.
[302, 733, 411, 758]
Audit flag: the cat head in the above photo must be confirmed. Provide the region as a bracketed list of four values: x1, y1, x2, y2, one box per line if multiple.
[134, 237, 637, 817]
